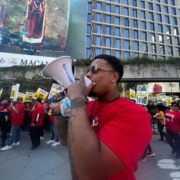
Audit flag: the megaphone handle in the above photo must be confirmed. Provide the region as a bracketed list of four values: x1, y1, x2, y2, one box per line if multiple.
[50, 94, 65, 103]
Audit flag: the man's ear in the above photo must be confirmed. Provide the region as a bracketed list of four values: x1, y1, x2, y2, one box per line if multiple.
[113, 72, 120, 83]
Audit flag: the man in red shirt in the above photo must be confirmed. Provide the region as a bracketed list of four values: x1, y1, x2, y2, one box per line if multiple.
[165, 101, 180, 162]
[51, 54, 152, 180]
[1, 97, 25, 151]
[29, 98, 44, 150]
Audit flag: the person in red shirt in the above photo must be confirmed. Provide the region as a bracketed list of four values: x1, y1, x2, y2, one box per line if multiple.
[0, 100, 11, 147]
[1, 97, 25, 151]
[46, 109, 60, 146]
[164, 101, 180, 162]
[29, 98, 44, 150]
[51, 54, 152, 180]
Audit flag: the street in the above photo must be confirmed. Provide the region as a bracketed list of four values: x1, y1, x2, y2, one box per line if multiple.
[0, 131, 179, 180]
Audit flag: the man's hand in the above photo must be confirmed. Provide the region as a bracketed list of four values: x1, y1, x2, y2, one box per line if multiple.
[51, 91, 67, 113]
[32, 123, 35, 127]
[67, 75, 95, 100]
[10, 104, 13, 108]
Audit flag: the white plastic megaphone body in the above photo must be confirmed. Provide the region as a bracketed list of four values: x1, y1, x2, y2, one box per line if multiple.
[43, 56, 91, 89]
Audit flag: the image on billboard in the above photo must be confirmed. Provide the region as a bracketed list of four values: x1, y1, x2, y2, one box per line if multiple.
[0, 0, 87, 66]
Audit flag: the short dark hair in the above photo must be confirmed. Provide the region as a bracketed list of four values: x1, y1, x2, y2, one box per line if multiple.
[93, 54, 124, 83]
[36, 98, 42, 103]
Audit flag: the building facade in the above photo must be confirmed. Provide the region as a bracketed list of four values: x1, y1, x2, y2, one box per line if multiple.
[86, 0, 180, 59]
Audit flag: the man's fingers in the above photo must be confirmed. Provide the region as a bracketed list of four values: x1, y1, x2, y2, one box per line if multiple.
[87, 82, 95, 93]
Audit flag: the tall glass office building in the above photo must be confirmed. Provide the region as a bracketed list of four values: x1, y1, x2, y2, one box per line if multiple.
[86, 0, 180, 59]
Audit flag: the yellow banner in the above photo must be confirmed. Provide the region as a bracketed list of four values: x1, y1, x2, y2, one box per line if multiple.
[10, 90, 15, 99]
[130, 92, 136, 100]
[166, 99, 172, 105]
[137, 94, 147, 97]
[33, 88, 48, 102]
[24, 92, 35, 102]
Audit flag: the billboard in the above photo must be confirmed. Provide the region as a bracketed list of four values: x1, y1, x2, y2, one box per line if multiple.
[148, 83, 179, 93]
[0, 0, 87, 67]
[136, 85, 148, 105]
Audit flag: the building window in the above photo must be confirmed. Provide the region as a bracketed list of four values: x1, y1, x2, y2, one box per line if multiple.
[96, 14, 101, 22]
[172, 17, 177, 25]
[156, 5, 161, 12]
[175, 37, 179, 45]
[106, 4, 111, 13]
[151, 33, 155, 42]
[150, 23, 154, 31]
[125, 52, 130, 59]
[176, 48, 180, 56]
[166, 26, 171, 34]
[88, 3, 92, 11]
[86, 48, 90, 58]
[106, 26, 111, 35]
[168, 47, 173, 55]
[171, 0, 175, 6]
[124, 7, 129, 16]
[124, 0, 128, 5]
[86, 36, 90, 46]
[96, 25, 101, 34]
[159, 35, 163, 43]
[152, 55, 157, 59]
[97, 2, 102, 11]
[133, 9, 137, 18]
[116, 51, 121, 58]
[134, 53, 139, 57]
[149, 13, 154, 21]
[174, 27, 178, 35]
[134, 41, 139, 51]
[167, 36, 171, 44]
[106, 50, 111, 55]
[164, 7, 168, 14]
[106, 38, 111, 47]
[87, 14, 91, 22]
[115, 17, 120, 25]
[156, 0, 160, 2]
[133, 0, 137, 7]
[96, 48, 101, 56]
[172, 8, 176, 15]
[163, 0, 167, 3]
[124, 18, 129, 26]
[149, 3, 153, 10]
[134, 30, 138, 39]
[115, 6, 120, 14]
[151, 44, 156, 53]
[96, 36, 101, 46]
[125, 40, 130, 50]
[142, 22, 146, 30]
[142, 32, 147, 41]
[157, 14, 162, 22]
[87, 25, 91, 34]
[125, 29, 129, 38]
[158, 25, 163, 33]
[160, 46, 164, 54]
[115, 0, 120, 3]
[106, 15, 111, 24]
[115, 28, 120, 37]
[141, 1, 145, 8]
[165, 16, 169, 24]
[141, 11, 145, 19]
[133, 20, 138, 28]
[116, 39, 121, 49]
[143, 43, 147, 52]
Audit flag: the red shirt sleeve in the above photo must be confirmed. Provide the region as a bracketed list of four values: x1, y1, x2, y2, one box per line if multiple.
[16, 104, 24, 113]
[97, 107, 152, 169]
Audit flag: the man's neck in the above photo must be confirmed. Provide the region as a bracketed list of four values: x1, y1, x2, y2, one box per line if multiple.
[98, 90, 120, 103]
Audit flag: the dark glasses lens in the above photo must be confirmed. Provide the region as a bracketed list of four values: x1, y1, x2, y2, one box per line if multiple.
[86, 65, 97, 74]
[172, 104, 177, 107]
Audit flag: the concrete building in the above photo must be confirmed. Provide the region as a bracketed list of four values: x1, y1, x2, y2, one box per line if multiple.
[86, 0, 180, 59]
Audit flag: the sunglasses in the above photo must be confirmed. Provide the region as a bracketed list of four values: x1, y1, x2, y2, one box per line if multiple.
[86, 64, 114, 74]
[171, 104, 178, 107]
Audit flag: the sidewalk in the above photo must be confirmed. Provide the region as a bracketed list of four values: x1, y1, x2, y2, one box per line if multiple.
[0, 130, 178, 180]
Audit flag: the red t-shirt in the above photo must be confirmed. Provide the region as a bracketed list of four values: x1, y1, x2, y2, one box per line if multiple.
[86, 98, 152, 180]
[0, 106, 12, 120]
[43, 103, 50, 116]
[12, 103, 25, 126]
[49, 115, 54, 123]
[165, 111, 180, 133]
[28, 104, 34, 117]
[31, 104, 44, 126]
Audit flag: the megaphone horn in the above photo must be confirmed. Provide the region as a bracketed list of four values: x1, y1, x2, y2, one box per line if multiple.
[43, 56, 91, 89]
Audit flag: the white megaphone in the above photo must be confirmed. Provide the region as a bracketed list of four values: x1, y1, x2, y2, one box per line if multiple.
[43, 56, 92, 89]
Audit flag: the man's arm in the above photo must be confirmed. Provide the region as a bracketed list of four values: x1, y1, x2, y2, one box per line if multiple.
[10, 104, 19, 114]
[67, 76, 126, 180]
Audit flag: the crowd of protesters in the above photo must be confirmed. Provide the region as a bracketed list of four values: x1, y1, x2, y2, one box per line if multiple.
[0, 96, 180, 163]
[0, 97, 60, 151]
